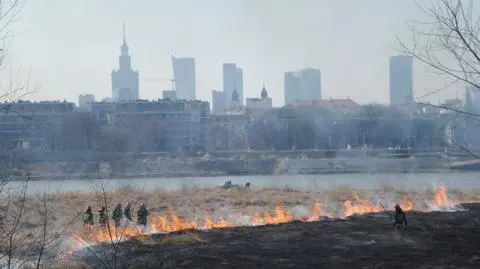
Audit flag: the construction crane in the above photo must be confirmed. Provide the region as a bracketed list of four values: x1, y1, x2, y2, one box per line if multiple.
[144, 78, 176, 91]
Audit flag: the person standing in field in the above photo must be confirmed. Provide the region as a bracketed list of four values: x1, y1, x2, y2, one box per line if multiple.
[124, 202, 132, 222]
[393, 204, 408, 241]
[98, 206, 107, 228]
[137, 203, 149, 227]
[112, 203, 123, 228]
[83, 206, 94, 232]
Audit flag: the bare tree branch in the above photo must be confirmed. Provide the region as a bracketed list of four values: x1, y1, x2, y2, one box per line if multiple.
[397, 0, 480, 89]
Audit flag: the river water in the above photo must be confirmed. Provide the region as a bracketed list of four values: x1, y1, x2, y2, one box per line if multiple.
[3, 172, 480, 194]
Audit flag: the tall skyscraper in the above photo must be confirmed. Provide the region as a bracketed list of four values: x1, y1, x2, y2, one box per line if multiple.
[223, 63, 243, 106]
[284, 68, 321, 105]
[111, 22, 139, 101]
[389, 56, 413, 106]
[172, 56, 196, 100]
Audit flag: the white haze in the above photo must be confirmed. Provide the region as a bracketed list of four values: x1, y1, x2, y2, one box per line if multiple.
[5, 0, 467, 106]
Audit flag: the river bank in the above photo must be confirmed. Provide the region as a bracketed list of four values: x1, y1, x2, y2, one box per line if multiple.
[10, 155, 477, 181]
[10, 168, 472, 181]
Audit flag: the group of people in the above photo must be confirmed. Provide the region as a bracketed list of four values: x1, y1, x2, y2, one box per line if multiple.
[82, 200, 409, 241]
[83, 203, 149, 230]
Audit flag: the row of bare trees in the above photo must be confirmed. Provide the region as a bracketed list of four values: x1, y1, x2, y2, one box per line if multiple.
[212, 105, 448, 151]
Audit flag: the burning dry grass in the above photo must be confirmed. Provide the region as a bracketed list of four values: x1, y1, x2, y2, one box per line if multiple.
[89, 203, 480, 269]
[2, 185, 480, 234]
[43, 185, 477, 233]
[58, 185, 480, 244]
[1, 183, 480, 266]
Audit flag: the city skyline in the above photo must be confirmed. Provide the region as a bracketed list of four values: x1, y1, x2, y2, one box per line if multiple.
[6, 0, 462, 106]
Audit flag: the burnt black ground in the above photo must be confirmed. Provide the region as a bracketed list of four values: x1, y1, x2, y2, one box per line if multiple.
[75, 203, 480, 269]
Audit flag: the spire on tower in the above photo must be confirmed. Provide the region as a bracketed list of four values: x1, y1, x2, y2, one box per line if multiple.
[122, 20, 126, 44]
[232, 88, 239, 102]
[261, 81, 268, 99]
[121, 21, 129, 55]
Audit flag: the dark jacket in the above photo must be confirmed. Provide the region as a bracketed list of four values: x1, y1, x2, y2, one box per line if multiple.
[137, 205, 149, 225]
[394, 207, 408, 226]
[124, 205, 132, 221]
[83, 209, 93, 224]
[113, 206, 123, 221]
[98, 208, 107, 225]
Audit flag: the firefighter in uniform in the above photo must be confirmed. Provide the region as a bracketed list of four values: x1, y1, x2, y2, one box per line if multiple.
[124, 202, 132, 222]
[393, 204, 408, 240]
[112, 203, 123, 228]
[98, 206, 107, 228]
[137, 203, 149, 226]
[83, 206, 94, 231]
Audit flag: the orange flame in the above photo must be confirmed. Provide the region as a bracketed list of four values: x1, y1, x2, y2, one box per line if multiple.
[69, 185, 476, 249]
[434, 186, 451, 208]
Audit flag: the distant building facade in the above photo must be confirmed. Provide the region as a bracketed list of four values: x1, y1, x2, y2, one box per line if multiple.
[389, 55, 413, 106]
[246, 84, 272, 117]
[223, 63, 243, 107]
[78, 94, 95, 111]
[210, 113, 249, 151]
[0, 101, 75, 150]
[229, 89, 242, 112]
[94, 99, 211, 152]
[211, 90, 226, 114]
[117, 88, 133, 101]
[465, 86, 480, 113]
[162, 90, 177, 101]
[172, 56, 196, 100]
[284, 71, 302, 105]
[210, 88, 249, 150]
[111, 23, 139, 101]
[284, 68, 321, 105]
[289, 98, 358, 110]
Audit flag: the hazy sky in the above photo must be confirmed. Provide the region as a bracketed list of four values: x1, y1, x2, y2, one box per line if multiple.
[4, 0, 464, 106]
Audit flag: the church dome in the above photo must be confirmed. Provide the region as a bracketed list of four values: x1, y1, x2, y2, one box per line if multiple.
[232, 89, 239, 102]
[261, 84, 268, 99]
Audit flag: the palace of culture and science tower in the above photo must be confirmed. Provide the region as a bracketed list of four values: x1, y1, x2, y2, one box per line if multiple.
[111, 23, 139, 101]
